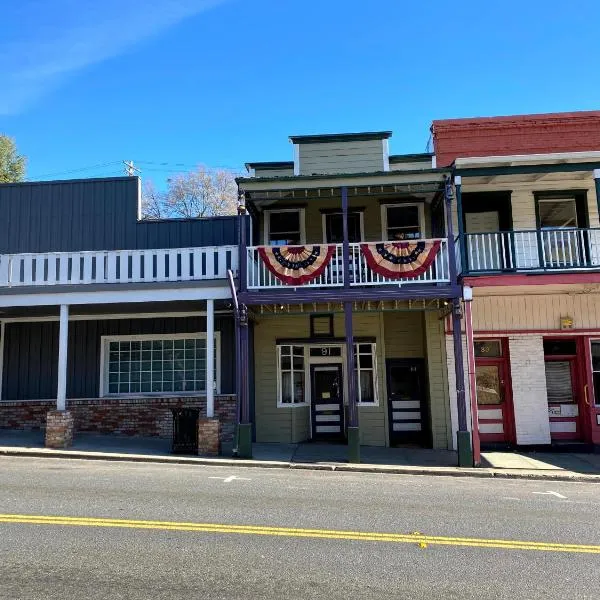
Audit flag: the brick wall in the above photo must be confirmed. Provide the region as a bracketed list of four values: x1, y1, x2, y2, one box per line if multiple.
[507, 335, 551, 445]
[432, 111, 600, 167]
[0, 395, 237, 444]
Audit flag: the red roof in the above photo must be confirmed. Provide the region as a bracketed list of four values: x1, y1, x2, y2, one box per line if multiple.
[431, 110, 600, 167]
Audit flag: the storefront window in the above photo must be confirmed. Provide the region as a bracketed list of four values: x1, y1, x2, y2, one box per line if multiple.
[354, 343, 377, 404]
[278, 346, 306, 405]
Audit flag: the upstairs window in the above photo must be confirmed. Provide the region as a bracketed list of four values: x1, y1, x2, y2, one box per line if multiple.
[382, 203, 424, 241]
[538, 198, 578, 229]
[265, 209, 304, 246]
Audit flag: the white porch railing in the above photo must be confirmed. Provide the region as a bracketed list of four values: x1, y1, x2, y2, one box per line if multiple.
[463, 229, 600, 272]
[0, 246, 238, 287]
[246, 238, 450, 289]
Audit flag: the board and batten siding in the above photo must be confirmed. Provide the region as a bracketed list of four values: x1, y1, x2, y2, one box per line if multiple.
[1, 316, 235, 401]
[0, 177, 239, 254]
[298, 140, 385, 175]
[253, 312, 388, 445]
[471, 289, 600, 332]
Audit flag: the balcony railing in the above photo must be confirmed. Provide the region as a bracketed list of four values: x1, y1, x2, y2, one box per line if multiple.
[246, 238, 450, 290]
[0, 246, 238, 287]
[462, 228, 600, 273]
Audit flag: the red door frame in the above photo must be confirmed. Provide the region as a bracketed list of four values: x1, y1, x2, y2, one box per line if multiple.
[543, 337, 587, 442]
[581, 337, 597, 444]
[475, 338, 516, 445]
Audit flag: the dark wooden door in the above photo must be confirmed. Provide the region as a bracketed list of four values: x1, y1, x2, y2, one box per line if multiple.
[386, 359, 429, 447]
[311, 365, 345, 441]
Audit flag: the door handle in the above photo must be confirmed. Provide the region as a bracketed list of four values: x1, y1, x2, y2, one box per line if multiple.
[584, 384, 591, 406]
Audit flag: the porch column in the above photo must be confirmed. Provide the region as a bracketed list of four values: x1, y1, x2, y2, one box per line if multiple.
[206, 299, 215, 418]
[594, 169, 600, 221]
[454, 175, 467, 274]
[342, 185, 360, 463]
[445, 176, 473, 467]
[46, 304, 74, 449]
[463, 286, 481, 466]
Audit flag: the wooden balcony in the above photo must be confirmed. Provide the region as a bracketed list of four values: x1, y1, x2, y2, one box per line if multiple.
[246, 238, 450, 290]
[462, 228, 600, 273]
[0, 246, 238, 288]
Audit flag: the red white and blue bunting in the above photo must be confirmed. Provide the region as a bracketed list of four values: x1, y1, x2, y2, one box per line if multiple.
[258, 245, 335, 285]
[360, 241, 441, 279]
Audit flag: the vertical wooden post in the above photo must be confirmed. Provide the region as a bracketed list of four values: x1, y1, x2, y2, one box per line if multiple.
[594, 169, 600, 224]
[206, 299, 215, 418]
[454, 175, 467, 274]
[464, 286, 480, 465]
[57, 304, 69, 411]
[342, 186, 360, 462]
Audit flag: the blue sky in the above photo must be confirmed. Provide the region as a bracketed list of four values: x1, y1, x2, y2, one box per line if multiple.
[1, 0, 598, 184]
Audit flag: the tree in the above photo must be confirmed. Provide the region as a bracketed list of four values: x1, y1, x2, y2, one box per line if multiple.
[141, 166, 238, 220]
[0, 135, 26, 183]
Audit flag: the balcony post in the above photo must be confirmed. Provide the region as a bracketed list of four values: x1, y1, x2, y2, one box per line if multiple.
[342, 186, 360, 462]
[206, 299, 215, 418]
[595, 169, 600, 223]
[449, 175, 466, 275]
[238, 190, 248, 293]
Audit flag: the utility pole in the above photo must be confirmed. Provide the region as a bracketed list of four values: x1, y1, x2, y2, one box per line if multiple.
[123, 160, 140, 177]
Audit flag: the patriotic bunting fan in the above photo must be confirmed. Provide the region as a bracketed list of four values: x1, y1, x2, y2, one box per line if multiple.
[360, 240, 441, 279]
[258, 245, 335, 285]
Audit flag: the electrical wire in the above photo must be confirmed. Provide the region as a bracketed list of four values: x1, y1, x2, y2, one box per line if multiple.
[26, 161, 123, 181]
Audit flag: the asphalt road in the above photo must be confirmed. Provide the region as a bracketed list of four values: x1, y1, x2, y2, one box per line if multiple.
[1, 457, 599, 599]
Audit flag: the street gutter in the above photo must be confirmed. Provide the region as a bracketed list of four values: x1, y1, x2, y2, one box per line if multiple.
[1, 446, 600, 483]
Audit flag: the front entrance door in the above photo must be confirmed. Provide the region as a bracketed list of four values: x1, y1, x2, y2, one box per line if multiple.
[543, 339, 583, 442]
[386, 359, 429, 446]
[310, 365, 345, 441]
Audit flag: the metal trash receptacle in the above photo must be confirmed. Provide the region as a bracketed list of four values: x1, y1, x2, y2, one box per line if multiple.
[171, 408, 199, 454]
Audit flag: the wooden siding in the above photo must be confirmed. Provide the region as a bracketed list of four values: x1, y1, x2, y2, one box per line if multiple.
[471, 290, 600, 332]
[254, 168, 295, 178]
[299, 140, 385, 175]
[0, 177, 239, 254]
[1, 316, 235, 401]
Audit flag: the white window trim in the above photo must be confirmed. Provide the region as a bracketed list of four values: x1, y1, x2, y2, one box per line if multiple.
[99, 332, 221, 398]
[354, 342, 379, 406]
[380, 202, 425, 241]
[276, 345, 309, 407]
[263, 208, 306, 246]
[321, 211, 365, 244]
[275, 342, 378, 407]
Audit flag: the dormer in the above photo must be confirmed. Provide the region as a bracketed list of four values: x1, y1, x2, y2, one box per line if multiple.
[245, 161, 294, 178]
[289, 131, 392, 176]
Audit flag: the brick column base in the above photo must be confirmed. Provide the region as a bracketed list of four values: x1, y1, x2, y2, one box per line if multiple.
[198, 418, 220, 456]
[45, 410, 74, 449]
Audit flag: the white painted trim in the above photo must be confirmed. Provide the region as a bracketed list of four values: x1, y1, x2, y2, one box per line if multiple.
[293, 144, 300, 176]
[455, 150, 600, 168]
[454, 175, 462, 186]
[136, 177, 142, 221]
[0, 321, 5, 402]
[0, 285, 232, 308]
[206, 299, 215, 418]
[57, 304, 69, 411]
[99, 332, 221, 398]
[0, 311, 230, 324]
[594, 169, 600, 179]
[382, 139, 390, 172]
[321, 211, 366, 243]
[380, 202, 425, 240]
[263, 207, 306, 245]
[431, 155, 437, 169]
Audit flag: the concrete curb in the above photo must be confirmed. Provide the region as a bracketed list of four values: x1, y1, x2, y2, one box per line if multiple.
[2, 446, 600, 482]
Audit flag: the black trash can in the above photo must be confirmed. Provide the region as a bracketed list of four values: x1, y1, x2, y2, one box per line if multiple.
[171, 408, 200, 454]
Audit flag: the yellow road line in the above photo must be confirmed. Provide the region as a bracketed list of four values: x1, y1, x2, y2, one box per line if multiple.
[0, 513, 598, 554]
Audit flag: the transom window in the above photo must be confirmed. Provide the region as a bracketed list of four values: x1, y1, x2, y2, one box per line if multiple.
[265, 209, 304, 246]
[382, 203, 424, 241]
[102, 334, 219, 396]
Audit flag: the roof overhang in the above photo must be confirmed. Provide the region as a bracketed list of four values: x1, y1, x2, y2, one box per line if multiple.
[288, 131, 392, 144]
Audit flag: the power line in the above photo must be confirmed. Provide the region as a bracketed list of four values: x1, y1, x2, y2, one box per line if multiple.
[26, 161, 123, 181]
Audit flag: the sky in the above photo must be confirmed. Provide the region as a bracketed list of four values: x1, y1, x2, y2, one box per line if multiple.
[1, 0, 599, 184]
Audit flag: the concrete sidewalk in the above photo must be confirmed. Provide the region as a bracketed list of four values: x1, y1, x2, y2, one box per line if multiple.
[1, 429, 600, 482]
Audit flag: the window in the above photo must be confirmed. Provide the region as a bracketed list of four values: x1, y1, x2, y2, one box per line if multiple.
[474, 340, 502, 358]
[323, 212, 362, 243]
[265, 209, 304, 246]
[310, 314, 334, 338]
[538, 198, 578, 229]
[382, 203, 424, 241]
[591, 341, 600, 406]
[278, 345, 306, 405]
[102, 334, 219, 396]
[354, 343, 377, 404]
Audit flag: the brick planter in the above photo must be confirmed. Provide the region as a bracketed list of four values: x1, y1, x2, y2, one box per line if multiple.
[45, 410, 74, 448]
[198, 418, 220, 456]
[0, 395, 237, 447]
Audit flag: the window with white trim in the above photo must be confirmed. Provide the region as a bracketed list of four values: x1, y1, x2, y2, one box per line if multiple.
[277, 345, 306, 405]
[354, 343, 377, 404]
[382, 203, 424, 241]
[265, 209, 304, 246]
[103, 334, 219, 396]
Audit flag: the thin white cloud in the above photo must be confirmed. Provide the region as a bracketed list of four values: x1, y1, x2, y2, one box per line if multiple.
[0, 0, 228, 115]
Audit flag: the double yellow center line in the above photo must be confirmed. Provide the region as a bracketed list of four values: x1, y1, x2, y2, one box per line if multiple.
[1, 513, 598, 554]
